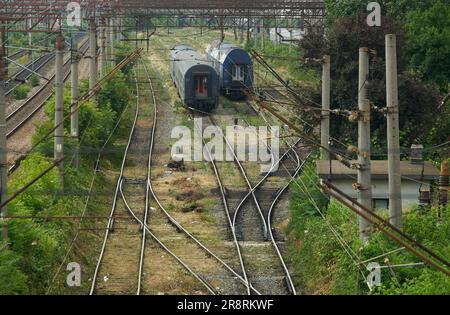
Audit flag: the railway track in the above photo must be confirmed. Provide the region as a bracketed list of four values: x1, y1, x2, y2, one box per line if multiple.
[6, 38, 89, 139]
[148, 36, 305, 295]
[90, 59, 258, 295]
[5, 53, 55, 96]
[187, 99, 310, 295]
[5, 33, 86, 96]
[7, 50, 28, 61]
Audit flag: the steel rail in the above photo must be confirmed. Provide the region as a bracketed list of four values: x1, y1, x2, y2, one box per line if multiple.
[231, 99, 305, 295]
[187, 106, 297, 294]
[208, 114, 269, 241]
[192, 116, 254, 295]
[89, 70, 141, 295]
[5, 53, 55, 95]
[119, 180, 217, 295]
[6, 38, 89, 138]
[90, 61, 222, 296]
[143, 60, 262, 295]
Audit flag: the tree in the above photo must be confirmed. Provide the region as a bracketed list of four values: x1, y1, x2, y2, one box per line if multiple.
[324, 0, 437, 24]
[406, 1, 450, 90]
[299, 13, 443, 157]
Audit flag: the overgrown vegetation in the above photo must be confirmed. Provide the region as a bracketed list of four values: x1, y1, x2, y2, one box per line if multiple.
[29, 75, 40, 87]
[287, 163, 450, 295]
[0, 43, 135, 294]
[298, 1, 449, 160]
[12, 85, 30, 100]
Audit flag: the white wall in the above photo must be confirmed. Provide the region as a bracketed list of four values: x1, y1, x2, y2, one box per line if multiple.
[269, 28, 305, 44]
[329, 178, 430, 210]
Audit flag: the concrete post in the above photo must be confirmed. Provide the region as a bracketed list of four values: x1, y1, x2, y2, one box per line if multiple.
[116, 17, 120, 41]
[253, 19, 258, 44]
[220, 16, 224, 42]
[28, 16, 32, 59]
[105, 18, 110, 68]
[321, 55, 331, 160]
[99, 19, 106, 78]
[439, 161, 449, 206]
[110, 18, 116, 67]
[71, 42, 80, 169]
[89, 19, 97, 91]
[261, 20, 265, 50]
[119, 17, 123, 41]
[289, 30, 293, 53]
[55, 35, 65, 189]
[358, 48, 373, 241]
[0, 25, 8, 239]
[386, 34, 402, 229]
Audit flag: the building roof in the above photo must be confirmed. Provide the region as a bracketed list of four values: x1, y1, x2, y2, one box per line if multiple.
[316, 160, 439, 180]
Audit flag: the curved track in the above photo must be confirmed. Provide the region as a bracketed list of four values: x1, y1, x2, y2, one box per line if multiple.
[90, 58, 259, 295]
[187, 101, 310, 295]
[6, 38, 90, 138]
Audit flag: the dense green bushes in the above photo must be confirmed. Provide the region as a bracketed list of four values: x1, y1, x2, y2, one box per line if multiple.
[287, 162, 450, 295]
[0, 51, 134, 293]
[29, 75, 40, 87]
[324, 0, 450, 90]
[12, 85, 30, 100]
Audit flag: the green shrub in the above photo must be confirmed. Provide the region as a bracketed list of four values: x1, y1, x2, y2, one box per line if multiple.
[0, 241, 29, 294]
[12, 85, 30, 100]
[29, 75, 40, 87]
[287, 159, 450, 295]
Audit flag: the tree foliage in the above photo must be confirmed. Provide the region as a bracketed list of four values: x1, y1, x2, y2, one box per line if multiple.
[1, 60, 133, 293]
[300, 13, 443, 156]
[288, 178, 450, 295]
[324, 0, 438, 24]
[405, 1, 450, 90]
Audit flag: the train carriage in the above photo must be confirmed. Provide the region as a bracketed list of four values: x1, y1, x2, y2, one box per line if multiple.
[205, 40, 253, 100]
[170, 45, 219, 112]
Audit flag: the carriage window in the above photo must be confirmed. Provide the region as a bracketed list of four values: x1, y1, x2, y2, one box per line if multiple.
[232, 65, 245, 82]
[195, 75, 209, 98]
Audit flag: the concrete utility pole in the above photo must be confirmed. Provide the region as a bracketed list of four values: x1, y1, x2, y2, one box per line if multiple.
[357, 48, 373, 241]
[55, 34, 65, 189]
[116, 17, 120, 41]
[28, 16, 32, 59]
[289, 29, 293, 53]
[105, 18, 110, 68]
[439, 160, 449, 207]
[385, 34, 402, 229]
[110, 18, 116, 67]
[0, 23, 8, 239]
[219, 16, 225, 42]
[261, 20, 265, 50]
[89, 19, 97, 91]
[119, 17, 124, 41]
[99, 19, 106, 78]
[71, 41, 80, 169]
[321, 55, 331, 160]
[246, 12, 250, 43]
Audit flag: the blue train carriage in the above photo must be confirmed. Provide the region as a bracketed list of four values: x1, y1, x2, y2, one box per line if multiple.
[205, 40, 254, 100]
[170, 45, 219, 112]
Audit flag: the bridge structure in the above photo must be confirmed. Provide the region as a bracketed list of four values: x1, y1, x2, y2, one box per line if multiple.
[0, 1, 325, 33]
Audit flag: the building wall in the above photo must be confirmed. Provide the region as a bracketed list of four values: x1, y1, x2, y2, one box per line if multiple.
[329, 178, 430, 210]
[269, 28, 305, 44]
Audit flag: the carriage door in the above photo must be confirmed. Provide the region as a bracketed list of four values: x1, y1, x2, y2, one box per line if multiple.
[194, 75, 209, 99]
[232, 65, 245, 82]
